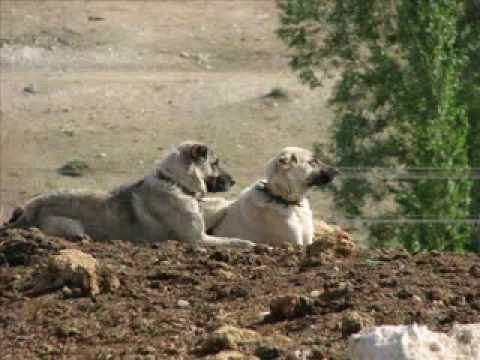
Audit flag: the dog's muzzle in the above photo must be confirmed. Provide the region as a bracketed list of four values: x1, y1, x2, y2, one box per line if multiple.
[310, 167, 339, 186]
[205, 174, 236, 193]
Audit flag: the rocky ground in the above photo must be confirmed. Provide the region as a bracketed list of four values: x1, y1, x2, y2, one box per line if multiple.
[1, 228, 479, 360]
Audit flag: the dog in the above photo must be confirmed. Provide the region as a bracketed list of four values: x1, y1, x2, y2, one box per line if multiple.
[203, 147, 338, 246]
[2, 141, 255, 248]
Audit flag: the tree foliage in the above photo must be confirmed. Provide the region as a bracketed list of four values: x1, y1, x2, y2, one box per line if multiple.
[277, 0, 480, 251]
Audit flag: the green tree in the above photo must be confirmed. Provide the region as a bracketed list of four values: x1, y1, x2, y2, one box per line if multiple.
[277, 0, 480, 251]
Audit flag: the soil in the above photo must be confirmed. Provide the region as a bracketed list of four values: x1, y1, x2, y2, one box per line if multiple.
[1, 228, 480, 360]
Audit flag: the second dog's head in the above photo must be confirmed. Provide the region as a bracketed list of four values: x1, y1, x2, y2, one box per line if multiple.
[264, 147, 338, 203]
[159, 141, 235, 195]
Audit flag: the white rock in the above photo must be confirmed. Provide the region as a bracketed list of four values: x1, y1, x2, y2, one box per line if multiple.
[349, 324, 480, 360]
[177, 299, 190, 308]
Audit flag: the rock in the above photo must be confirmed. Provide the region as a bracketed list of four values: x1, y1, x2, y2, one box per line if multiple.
[23, 84, 38, 94]
[269, 295, 314, 321]
[323, 281, 354, 301]
[211, 284, 249, 300]
[177, 299, 190, 308]
[469, 264, 480, 278]
[341, 311, 375, 338]
[62, 129, 75, 137]
[61, 286, 73, 299]
[285, 348, 325, 360]
[310, 290, 323, 298]
[205, 351, 259, 360]
[215, 269, 236, 280]
[58, 159, 89, 177]
[98, 265, 121, 293]
[197, 325, 261, 355]
[254, 345, 282, 360]
[0, 228, 64, 266]
[55, 322, 81, 337]
[137, 345, 156, 355]
[87, 15, 105, 22]
[26, 249, 100, 297]
[210, 251, 231, 263]
[307, 221, 355, 259]
[349, 324, 480, 360]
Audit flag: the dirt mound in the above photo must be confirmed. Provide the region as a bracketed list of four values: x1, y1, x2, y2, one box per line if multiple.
[0, 229, 479, 359]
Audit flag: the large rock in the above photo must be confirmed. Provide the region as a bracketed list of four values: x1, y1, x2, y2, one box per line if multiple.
[26, 248, 101, 297]
[304, 221, 355, 266]
[349, 324, 480, 360]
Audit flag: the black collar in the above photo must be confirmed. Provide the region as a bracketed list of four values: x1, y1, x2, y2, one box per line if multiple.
[156, 170, 199, 198]
[255, 181, 301, 207]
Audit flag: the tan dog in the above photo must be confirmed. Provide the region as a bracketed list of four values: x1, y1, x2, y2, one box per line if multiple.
[203, 147, 338, 246]
[2, 141, 254, 248]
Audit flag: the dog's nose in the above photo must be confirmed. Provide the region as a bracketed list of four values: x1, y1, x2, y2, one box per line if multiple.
[230, 179, 236, 186]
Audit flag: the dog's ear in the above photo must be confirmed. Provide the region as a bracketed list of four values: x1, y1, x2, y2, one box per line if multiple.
[191, 144, 208, 162]
[278, 154, 289, 165]
[290, 153, 298, 165]
[278, 153, 298, 167]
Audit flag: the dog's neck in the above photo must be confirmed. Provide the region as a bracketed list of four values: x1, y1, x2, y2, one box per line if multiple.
[256, 181, 301, 207]
[156, 170, 202, 199]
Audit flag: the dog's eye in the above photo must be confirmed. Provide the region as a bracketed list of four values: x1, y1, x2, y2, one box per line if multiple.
[212, 159, 220, 166]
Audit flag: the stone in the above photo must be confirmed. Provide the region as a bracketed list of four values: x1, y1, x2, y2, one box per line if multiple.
[254, 345, 282, 360]
[349, 324, 480, 360]
[341, 311, 375, 338]
[197, 325, 261, 355]
[205, 350, 259, 360]
[307, 221, 355, 258]
[177, 299, 190, 308]
[23, 84, 38, 94]
[269, 295, 313, 321]
[26, 249, 100, 297]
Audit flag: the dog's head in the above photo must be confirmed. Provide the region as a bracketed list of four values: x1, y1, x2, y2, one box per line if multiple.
[159, 141, 235, 195]
[264, 147, 338, 203]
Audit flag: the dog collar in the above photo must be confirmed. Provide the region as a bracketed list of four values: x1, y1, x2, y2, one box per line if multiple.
[255, 181, 301, 207]
[156, 171, 201, 199]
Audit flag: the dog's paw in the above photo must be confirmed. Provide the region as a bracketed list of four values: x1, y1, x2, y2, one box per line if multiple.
[233, 239, 256, 249]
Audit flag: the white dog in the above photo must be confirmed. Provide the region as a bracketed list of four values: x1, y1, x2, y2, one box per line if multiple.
[203, 147, 338, 246]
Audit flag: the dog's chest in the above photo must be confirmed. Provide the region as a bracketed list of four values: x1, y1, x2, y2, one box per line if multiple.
[256, 203, 312, 246]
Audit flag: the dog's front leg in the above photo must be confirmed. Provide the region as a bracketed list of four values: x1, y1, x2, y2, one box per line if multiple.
[199, 197, 231, 232]
[200, 234, 255, 249]
[158, 202, 254, 249]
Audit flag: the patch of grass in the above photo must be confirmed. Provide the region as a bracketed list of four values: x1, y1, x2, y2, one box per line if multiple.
[265, 87, 289, 99]
[58, 160, 90, 177]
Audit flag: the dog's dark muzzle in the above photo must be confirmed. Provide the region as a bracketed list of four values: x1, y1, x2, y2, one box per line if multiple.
[310, 167, 339, 186]
[205, 174, 236, 193]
